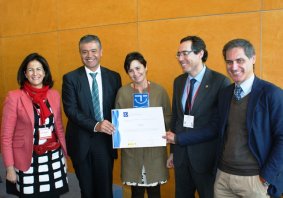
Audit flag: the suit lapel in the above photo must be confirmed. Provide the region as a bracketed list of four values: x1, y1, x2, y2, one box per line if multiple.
[178, 74, 188, 113]
[78, 67, 95, 116]
[246, 77, 262, 132]
[20, 90, 34, 127]
[215, 84, 234, 138]
[101, 67, 109, 117]
[191, 68, 211, 114]
[47, 90, 57, 120]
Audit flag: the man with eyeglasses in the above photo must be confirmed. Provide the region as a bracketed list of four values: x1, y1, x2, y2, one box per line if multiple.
[165, 38, 283, 198]
[167, 35, 230, 198]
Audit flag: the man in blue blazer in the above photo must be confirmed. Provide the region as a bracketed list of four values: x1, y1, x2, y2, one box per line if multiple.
[165, 39, 283, 197]
[62, 35, 121, 198]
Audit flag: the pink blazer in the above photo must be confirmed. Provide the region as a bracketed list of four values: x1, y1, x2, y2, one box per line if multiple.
[1, 89, 67, 171]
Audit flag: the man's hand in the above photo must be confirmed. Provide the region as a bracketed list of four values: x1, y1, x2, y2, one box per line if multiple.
[163, 131, 176, 144]
[95, 120, 115, 135]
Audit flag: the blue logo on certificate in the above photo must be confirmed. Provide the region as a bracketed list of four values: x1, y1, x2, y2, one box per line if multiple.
[123, 112, 128, 117]
[133, 93, 149, 108]
[112, 110, 121, 148]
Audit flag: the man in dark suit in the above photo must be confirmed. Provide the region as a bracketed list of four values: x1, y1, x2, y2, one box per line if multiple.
[62, 35, 121, 198]
[166, 36, 230, 198]
[165, 39, 283, 198]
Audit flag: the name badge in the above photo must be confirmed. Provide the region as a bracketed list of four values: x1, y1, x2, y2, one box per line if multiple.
[183, 115, 194, 128]
[133, 93, 149, 108]
[39, 127, 52, 140]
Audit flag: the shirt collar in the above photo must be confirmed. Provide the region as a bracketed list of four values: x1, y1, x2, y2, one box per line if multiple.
[189, 65, 206, 83]
[236, 74, 255, 96]
[84, 65, 101, 76]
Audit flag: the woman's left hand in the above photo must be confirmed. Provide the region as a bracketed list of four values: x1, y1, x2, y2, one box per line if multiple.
[6, 166, 16, 183]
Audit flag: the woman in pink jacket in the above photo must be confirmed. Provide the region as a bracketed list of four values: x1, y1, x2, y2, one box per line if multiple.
[1, 53, 68, 197]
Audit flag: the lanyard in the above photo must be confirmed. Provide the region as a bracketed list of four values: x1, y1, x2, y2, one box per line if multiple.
[186, 81, 201, 111]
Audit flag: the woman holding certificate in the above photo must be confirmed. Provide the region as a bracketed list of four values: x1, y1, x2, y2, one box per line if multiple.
[115, 52, 171, 198]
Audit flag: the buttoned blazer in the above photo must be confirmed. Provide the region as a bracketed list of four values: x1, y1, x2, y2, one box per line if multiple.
[177, 77, 283, 197]
[1, 89, 67, 171]
[62, 66, 121, 164]
[171, 67, 230, 173]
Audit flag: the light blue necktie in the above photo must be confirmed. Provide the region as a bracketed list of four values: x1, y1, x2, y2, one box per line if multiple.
[90, 73, 103, 121]
[234, 85, 243, 101]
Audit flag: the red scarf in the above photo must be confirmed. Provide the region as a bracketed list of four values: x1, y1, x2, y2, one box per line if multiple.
[23, 82, 51, 125]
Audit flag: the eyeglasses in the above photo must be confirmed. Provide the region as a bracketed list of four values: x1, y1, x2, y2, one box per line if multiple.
[176, 50, 194, 58]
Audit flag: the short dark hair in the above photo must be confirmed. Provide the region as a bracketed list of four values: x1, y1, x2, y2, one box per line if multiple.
[124, 52, 147, 73]
[17, 53, 54, 89]
[180, 36, 208, 62]
[222, 39, 255, 59]
[79, 34, 102, 49]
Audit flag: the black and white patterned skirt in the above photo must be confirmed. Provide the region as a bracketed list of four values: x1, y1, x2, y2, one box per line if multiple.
[15, 147, 68, 197]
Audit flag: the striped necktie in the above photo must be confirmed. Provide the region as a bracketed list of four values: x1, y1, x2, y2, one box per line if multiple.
[89, 73, 103, 121]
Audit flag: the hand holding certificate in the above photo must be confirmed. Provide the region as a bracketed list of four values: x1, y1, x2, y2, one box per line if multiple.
[112, 107, 166, 148]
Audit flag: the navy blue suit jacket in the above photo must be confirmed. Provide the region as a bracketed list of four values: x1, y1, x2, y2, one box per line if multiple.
[177, 77, 283, 197]
[171, 67, 230, 173]
[62, 66, 121, 164]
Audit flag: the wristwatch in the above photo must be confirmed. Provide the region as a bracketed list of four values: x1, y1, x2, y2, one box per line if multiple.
[262, 180, 270, 187]
[260, 176, 270, 187]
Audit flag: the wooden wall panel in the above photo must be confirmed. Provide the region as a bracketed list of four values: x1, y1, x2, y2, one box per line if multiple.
[58, 0, 137, 30]
[262, 10, 283, 87]
[0, 0, 3, 37]
[139, 0, 261, 21]
[263, 0, 283, 9]
[1, 0, 57, 36]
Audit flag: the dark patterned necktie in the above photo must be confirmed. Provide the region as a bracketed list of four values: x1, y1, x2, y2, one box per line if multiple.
[234, 85, 243, 101]
[184, 78, 196, 115]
